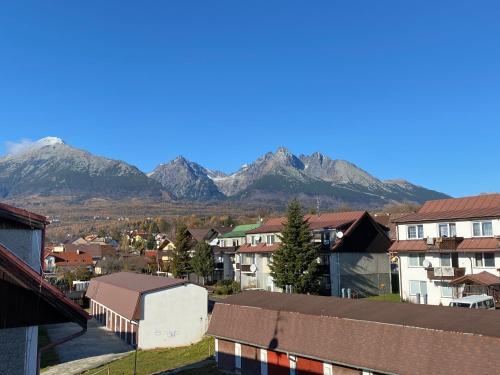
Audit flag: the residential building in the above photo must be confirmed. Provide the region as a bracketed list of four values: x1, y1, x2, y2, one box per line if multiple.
[64, 243, 116, 262]
[237, 211, 391, 297]
[213, 223, 262, 282]
[0, 203, 89, 375]
[43, 251, 93, 273]
[208, 291, 500, 375]
[390, 194, 500, 305]
[86, 272, 208, 349]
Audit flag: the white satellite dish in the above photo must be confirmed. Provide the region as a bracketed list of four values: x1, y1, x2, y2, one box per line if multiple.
[422, 259, 432, 268]
[249, 264, 257, 273]
[336, 231, 344, 239]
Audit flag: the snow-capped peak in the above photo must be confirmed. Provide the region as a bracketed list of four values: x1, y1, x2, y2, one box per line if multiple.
[35, 136, 64, 147]
[5, 136, 65, 157]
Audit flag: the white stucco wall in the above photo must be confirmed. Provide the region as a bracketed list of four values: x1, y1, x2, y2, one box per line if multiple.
[397, 218, 500, 240]
[138, 284, 208, 349]
[399, 251, 500, 305]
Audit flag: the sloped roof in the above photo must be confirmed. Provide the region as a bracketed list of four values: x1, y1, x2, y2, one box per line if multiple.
[220, 223, 262, 238]
[237, 243, 280, 254]
[188, 228, 215, 242]
[49, 252, 93, 266]
[64, 243, 116, 258]
[395, 194, 500, 223]
[86, 272, 188, 320]
[208, 291, 500, 375]
[0, 202, 48, 229]
[247, 211, 365, 234]
[451, 271, 500, 286]
[390, 237, 500, 253]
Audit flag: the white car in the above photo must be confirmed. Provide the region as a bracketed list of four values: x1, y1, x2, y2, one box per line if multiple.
[449, 295, 496, 310]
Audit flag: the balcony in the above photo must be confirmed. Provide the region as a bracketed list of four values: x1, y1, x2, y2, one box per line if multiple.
[426, 267, 465, 280]
[240, 264, 256, 273]
[432, 237, 463, 251]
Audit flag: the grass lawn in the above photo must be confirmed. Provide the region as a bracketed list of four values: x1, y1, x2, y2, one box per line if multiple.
[176, 361, 222, 375]
[38, 326, 59, 370]
[366, 293, 401, 303]
[82, 336, 214, 375]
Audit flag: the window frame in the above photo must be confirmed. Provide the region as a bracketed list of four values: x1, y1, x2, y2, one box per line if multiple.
[440, 283, 453, 298]
[440, 253, 452, 267]
[408, 253, 425, 268]
[409, 280, 427, 296]
[407, 224, 424, 239]
[438, 223, 457, 237]
[474, 252, 495, 268]
[472, 221, 493, 237]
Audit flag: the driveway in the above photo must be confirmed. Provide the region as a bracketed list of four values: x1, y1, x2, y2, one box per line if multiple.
[43, 319, 133, 375]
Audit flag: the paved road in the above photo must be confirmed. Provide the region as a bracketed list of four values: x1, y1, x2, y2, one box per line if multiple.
[43, 319, 133, 375]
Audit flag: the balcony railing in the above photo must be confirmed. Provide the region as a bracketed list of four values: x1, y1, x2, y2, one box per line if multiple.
[426, 267, 465, 280]
[432, 237, 463, 250]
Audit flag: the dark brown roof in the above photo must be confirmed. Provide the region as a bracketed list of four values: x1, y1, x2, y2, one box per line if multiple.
[188, 228, 215, 242]
[237, 243, 280, 254]
[0, 243, 89, 328]
[247, 211, 365, 234]
[48, 252, 93, 267]
[0, 202, 48, 229]
[451, 271, 500, 286]
[390, 237, 500, 253]
[86, 272, 188, 320]
[64, 243, 116, 258]
[208, 291, 500, 375]
[395, 194, 500, 223]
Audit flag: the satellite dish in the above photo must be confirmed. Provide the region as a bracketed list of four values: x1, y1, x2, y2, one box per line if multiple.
[422, 259, 432, 268]
[337, 231, 344, 239]
[250, 264, 257, 273]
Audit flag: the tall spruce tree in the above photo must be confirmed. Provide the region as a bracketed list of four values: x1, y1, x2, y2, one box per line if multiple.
[269, 199, 320, 294]
[190, 241, 215, 285]
[172, 224, 192, 278]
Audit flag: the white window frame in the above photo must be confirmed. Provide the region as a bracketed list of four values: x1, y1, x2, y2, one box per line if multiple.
[440, 253, 452, 267]
[472, 221, 493, 237]
[441, 283, 453, 298]
[475, 252, 495, 268]
[266, 234, 275, 245]
[408, 253, 425, 268]
[323, 363, 333, 375]
[407, 224, 424, 239]
[409, 280, 427, 296]
[438, 223, 456, 237]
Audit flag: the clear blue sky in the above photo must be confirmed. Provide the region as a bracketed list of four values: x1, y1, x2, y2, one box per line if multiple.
[0, 1, 499, 197]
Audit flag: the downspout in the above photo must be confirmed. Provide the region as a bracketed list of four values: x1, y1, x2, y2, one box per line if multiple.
[37, 327, 87, 375]
[397, 255, 403, 301]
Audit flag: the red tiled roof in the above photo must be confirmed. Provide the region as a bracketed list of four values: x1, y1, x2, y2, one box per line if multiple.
[458, 237, 500, 251]
[395, 194, 500, 223]
[451, 271, 500, 286]
[64, 244, 116, 258]
[86, 272, 189, 320]
[0, 243, 89, 328]
[390, 237, 500, 253]
[237, 243, 280, 253]
[389, 240, 429, 252]
[247, 211, 365, 234]
[49, 252, 93, 266]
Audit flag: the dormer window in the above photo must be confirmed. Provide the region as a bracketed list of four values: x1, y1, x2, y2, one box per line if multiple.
[472, 221, 493, 237]
[407, 225, 424, 239]
[438, 223, 456, 237]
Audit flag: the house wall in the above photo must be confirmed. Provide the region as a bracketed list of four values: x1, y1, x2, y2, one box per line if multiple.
[0, 326, 38, 375]
[138, 283, 208, 349]
[0, 228, 42, 271]
[240, 253, 279, 292]
[397, 218, 500, 240]
[330, 252, 391, 297]
[90, 299, 138, 346]
[399, 251, 500, 305]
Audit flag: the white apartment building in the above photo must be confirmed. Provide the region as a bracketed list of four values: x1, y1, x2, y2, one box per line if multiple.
[391, 194, 500, 306]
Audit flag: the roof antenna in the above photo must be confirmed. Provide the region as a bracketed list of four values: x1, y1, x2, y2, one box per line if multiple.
[316, 197, 321, 217]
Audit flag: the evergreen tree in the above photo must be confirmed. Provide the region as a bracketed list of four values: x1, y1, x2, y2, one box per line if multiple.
[190, 241, 215, 285]
[172, 224, 192, 278]
[146, 233, 156, 250]
[269, 199, 320, 294]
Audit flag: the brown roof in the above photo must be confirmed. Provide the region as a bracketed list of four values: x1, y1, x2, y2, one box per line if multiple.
[188, 228, 215, 242]
[247, 211, 365, 234]
[208, 291, 500, 375]
[0, 202, 48, 229]
[49, 252, 93, 267]
[237, 243, 280, 254]
[0, 242, 89, 328]
[451, 271, 500, 286]
[395, 194, 500, 223]
[86, 272, 188, 320]
[390, 237, 500, 253]
[64, 243, 116, 258]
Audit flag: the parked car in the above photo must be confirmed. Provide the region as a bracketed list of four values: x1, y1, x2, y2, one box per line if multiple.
[449, 295, 496, 310]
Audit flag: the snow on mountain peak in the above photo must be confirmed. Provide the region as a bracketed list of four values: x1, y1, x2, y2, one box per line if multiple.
[5, 136, 64, 157]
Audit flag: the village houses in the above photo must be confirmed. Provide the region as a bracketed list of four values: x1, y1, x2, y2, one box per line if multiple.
[390, 193, 500, 306]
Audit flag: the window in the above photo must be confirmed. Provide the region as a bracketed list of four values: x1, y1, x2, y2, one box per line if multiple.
[438, 223, 456, 237]
[473, 221, 493, 237]
[441, 284, 453, 298]
[266, 234, 275, 245]
[407, 225, 424, 239]
[220, 240, 226, 247]
[441, 253, 451, 267]
[251, 236, 256, 245]
[408, 253, 425, 267]
[409, 280, 427, 296]
[475, 252, 495, 268]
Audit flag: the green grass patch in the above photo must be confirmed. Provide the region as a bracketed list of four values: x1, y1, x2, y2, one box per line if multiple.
[176, 361, 222, 374]
[38, 326, 59, 370]
[83, 336, 214, 375]
[365, 293, 401, 303]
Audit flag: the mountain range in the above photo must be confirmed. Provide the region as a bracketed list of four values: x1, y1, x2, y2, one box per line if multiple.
[0, 137, 449, 208]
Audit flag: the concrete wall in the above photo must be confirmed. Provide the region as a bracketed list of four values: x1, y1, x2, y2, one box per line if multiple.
[330, 252, 391, 297]
[138, 283, 208, 349]
[0, 326, 37, 375]
[0, 228, 42, 271]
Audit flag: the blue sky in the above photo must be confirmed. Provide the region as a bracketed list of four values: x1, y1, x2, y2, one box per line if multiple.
[0, 1, 499, 197]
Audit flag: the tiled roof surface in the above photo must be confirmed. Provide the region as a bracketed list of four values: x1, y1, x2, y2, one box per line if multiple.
[237, 243, 280, 253]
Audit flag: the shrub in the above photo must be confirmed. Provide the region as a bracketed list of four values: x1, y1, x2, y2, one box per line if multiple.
[214, 280, 240, 295]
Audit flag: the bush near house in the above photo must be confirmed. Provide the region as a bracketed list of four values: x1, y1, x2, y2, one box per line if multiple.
[213, 280, 240, 295]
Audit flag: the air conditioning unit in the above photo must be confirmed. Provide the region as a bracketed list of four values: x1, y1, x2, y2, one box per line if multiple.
[426, 237, 435, 245]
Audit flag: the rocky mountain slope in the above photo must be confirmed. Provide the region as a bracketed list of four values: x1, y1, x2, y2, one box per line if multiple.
[0, 137, 163, 200]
